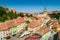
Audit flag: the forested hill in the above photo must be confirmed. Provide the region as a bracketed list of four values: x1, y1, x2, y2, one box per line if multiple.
[0, 6, 33, 22]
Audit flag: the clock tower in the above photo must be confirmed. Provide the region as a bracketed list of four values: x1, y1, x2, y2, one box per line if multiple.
[43, 8, 48, 18]
[43, 8, 47, 15]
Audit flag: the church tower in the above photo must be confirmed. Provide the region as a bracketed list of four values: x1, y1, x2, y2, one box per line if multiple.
[43, 8, 48, 18]
[43, 8, 47, 15]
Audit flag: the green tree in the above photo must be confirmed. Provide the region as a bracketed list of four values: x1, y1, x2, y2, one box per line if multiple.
[25, 14, 30, 17]
[25, 26, 28, 31]
[18, 12, 24, 17]
[29, 14, 33, 17]
[6, 36, 11, 39]
[26, 20, 30, 24]
[0, 6, 18, 22]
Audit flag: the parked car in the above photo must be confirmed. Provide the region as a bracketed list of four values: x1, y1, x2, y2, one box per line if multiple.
[20, 30, 32, 38]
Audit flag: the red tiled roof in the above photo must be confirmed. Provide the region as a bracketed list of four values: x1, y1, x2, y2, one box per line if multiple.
[48, 20, 59, 27]
[36, 14, 42, 18]
[50, 20, 58, 27]
[32, 34, 41, 39]
[38, 27, 50, 35]
[0, 23, 8, 31]
[25, 37, 36, 40]
[48, 12, 53, 14]
[27, 18, 44, 28]
[25, 34, 41, 40]
[14, 17, 25, 26]
[47, 20, 53, 24]
[30, 17, 36, 21]
[0, 17, 25, 31]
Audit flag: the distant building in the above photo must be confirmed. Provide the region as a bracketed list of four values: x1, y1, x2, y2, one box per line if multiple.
[43, 8, 47, 14]
[43, 8, 51, 19]
[2, 5, 6, 8]
[10, 8, 16, 13]
[43, 8, 48, 17]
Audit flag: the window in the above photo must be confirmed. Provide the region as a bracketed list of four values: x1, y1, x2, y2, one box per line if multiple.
[51, 31, 53, 33]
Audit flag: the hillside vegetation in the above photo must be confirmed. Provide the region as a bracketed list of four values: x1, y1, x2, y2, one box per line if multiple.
[0, 6, 33, 22]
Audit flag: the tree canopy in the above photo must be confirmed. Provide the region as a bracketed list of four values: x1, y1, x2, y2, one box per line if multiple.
[0, 6, 25, 22]
[48, 12, 60, 24]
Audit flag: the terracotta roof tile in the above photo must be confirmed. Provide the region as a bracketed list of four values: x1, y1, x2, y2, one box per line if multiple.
[27, 18, 44, 28]
[38, 27, 50, 35]
[0, 17, 25, 31]
[48, 20, 59, 27]
[0, 23, 8, 31]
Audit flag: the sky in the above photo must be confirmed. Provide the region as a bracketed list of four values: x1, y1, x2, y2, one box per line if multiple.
[0, 0, 60, 13]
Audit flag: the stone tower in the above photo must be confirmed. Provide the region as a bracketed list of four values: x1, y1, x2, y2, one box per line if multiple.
[43, 8, 48, 18]
[43, 8, 47, 14]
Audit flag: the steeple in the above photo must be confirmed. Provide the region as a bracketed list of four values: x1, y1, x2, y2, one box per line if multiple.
[44, 8, 47, 12]
[43, 7, 47, 14]
[43, 7, 48, 18]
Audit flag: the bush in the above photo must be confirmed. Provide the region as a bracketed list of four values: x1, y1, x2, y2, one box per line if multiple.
[25, 14, 30, 17]
[26, 20, 30, 24]
[6, 36, 11, 39]
[29, 14, 33, 17]
[25, 26, 28, 31]
[12, 34, 16, 36]
[18, 12, 24, 17]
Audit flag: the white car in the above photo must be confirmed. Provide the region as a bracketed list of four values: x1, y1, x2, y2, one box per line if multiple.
[20, 30, 32, 38]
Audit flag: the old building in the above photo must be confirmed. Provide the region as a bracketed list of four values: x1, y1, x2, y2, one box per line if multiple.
[35, 27, 52, 40]
[27, 18, 44, 33]
[0, 17, 27, 40]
